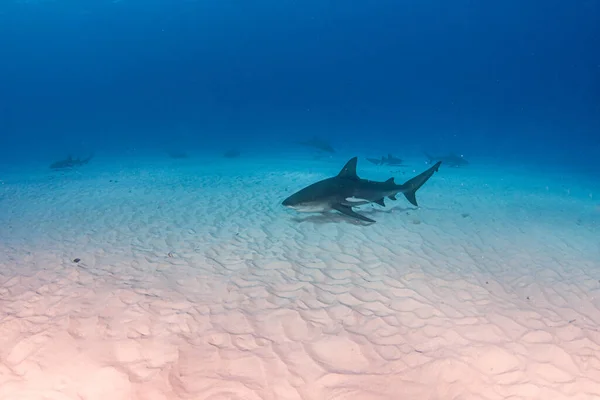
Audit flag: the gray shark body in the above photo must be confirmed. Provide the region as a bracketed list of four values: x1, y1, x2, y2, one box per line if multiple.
[224, 149, 241, 158]
[167, 150, 188, 159]
[50, 154, 94, 169]
[282, 157, 441, 223]
[297, 137, 335, 153]
[424, 152, 468, 167]
[367, 154, 404, 166]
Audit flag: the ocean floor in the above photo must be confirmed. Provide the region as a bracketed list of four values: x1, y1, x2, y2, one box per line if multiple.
[0, 155, 599, 400]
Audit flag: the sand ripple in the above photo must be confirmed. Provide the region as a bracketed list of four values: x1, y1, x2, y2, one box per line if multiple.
[0, 162, 599, 399]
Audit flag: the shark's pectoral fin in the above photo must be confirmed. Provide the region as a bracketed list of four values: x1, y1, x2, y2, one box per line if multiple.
[332, 204, 376, 223]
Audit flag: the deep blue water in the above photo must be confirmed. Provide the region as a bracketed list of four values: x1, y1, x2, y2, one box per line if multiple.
[1, 0, 598, 172]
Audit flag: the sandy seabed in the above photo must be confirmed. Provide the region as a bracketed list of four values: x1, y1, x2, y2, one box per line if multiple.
[0, 157, 599, 400]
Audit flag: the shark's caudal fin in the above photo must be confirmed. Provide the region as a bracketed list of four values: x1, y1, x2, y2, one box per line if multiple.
[337, 157, 359, 179]
[400, 161, 442, 206]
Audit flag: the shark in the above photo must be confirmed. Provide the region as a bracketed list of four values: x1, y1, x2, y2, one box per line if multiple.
[297, 137, 335, 153]
[282, 156, 442, 223]
[167, 150, 188, 159]
[223, 149, 241, 158]
[424, 152, 468, 167]
[49, 154, 94, 169]
[366, 153, 404, 166]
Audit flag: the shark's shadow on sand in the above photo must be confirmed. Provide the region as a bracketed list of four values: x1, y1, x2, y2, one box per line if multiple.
[290, 205, 416, 225]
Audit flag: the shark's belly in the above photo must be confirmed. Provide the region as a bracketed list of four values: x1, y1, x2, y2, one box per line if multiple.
[290, 204, 331, 213]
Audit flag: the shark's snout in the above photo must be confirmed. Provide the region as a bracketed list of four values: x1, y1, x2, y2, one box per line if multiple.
[281, 196, 294, 208]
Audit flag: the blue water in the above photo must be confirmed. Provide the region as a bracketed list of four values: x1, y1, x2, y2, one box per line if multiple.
[2, 4, 600, 396]
[0, 0, 598, 173]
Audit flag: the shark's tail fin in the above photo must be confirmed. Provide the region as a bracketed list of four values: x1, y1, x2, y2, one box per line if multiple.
[400, 161, 442, 207]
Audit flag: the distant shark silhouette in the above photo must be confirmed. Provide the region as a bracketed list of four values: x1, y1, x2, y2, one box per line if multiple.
[49, 154, 94, 169]
[367, 154, 404, 166]
[223, 149, 241, 158]
[297, 137, 335, 153]
[167, 150, 188, 159]
[424, 152, 468, 167]
[282, 157, 441, 223]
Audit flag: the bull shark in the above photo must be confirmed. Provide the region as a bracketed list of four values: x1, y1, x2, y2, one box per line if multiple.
[297, 137, 335, 153]
[167, 150, 188, 159]
[223, 149, 241, 158]
[49, 154, 94, 169]
[282, 157, 442, 223]
[424, 152, 468, 167]
[367, 153, 404, 166]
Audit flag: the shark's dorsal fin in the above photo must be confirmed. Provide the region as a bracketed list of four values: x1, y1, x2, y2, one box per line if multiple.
[385, 177, 395, 184]
[337, 157, 358, 179]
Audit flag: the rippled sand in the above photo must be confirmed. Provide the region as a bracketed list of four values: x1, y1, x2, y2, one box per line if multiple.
[0, 157, 599, 400]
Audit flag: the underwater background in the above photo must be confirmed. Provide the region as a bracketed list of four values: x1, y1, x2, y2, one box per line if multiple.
[1, 0, 598, 172]
[2, 2, 600, 399]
